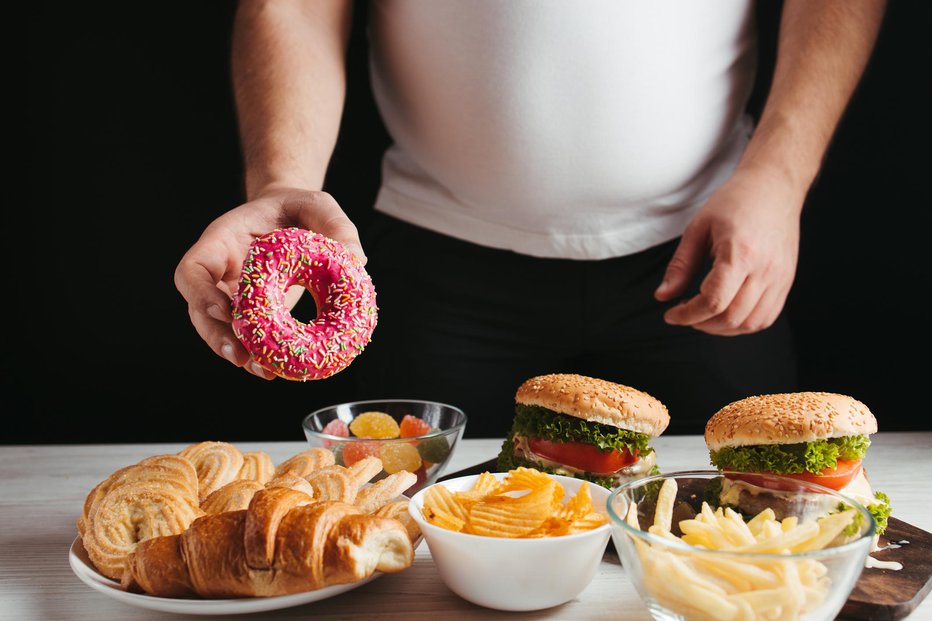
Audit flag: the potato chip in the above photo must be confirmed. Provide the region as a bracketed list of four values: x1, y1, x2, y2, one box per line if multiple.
[422, 469, 607, 539]
[566, 512, 609, 534]
[557, 481, 593, 522]
[425, 506, 467, 532]
[423, 483, 469, 523]
[469, 484, 555, 537]
[472, 472, 503, 496]
[498, 467, 554, 493]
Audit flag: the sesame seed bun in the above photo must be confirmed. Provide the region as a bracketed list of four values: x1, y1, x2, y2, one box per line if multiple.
[515, 374, 670, 437]
[704, 392, 878, 451]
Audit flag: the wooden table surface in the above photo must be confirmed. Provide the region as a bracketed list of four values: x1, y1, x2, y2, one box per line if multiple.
[2, 433, 930, 621]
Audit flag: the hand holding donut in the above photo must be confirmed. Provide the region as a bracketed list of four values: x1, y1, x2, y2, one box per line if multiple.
[174, 187, 368, 380]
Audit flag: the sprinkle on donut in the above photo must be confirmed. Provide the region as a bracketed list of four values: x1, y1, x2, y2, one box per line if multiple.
[231, 227, 377, 381]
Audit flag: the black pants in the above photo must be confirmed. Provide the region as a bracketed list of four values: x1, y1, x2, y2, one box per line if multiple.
[354, 213, 798, 438]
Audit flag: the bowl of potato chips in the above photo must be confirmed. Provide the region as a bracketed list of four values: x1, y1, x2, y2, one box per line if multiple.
[408, 468, 612, 611]
[607, 470, 875, 621]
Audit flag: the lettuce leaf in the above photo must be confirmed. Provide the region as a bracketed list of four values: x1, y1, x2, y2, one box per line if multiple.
[506, 404, 653, 456]
[709, 435, 871, 474]
[868, 491, 892, 535]
[836, 502, 866, 537]
[837, 490, 891, 536]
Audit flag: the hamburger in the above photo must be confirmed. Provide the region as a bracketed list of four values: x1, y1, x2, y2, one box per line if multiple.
[497, 374, 670, 488]
[704, 392, 892, 534]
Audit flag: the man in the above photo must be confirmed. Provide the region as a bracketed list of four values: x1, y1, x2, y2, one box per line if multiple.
[175, 1, 886, 435]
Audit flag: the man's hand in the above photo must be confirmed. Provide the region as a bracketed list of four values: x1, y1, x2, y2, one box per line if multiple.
[174, 187, 364, 379]
[655, 0, 885, 337]
[654, 166, 803, 336]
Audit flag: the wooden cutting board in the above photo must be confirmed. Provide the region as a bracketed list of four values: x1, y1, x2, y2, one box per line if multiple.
[840, 517, 932, 620]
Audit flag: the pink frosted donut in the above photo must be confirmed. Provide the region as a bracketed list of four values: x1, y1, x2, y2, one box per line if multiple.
[231, 227, 377, 381]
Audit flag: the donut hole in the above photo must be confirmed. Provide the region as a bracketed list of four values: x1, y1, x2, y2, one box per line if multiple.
[288, 286, 320, 324]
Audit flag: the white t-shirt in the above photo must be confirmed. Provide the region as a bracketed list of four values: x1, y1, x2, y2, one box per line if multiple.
[368, 0, 757, 259]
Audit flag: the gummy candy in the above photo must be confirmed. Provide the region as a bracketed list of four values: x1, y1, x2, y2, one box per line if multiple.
[350, 411, 400, 439]
[321, 419, 349, 437]
[342, 441, 381, 466]
[380, 442, 422, 474]
[399, 414, 432, 438]
[416, 433, 451, 463]
[320, 419, 349, 448]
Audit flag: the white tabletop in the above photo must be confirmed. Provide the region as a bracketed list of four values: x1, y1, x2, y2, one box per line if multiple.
[1, 433, 930, 621]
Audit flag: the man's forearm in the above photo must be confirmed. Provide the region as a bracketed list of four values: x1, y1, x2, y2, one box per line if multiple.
[739, 0, 887, 195]
[232, 0, 353, 199]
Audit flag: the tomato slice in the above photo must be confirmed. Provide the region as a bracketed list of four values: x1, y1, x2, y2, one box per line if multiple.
[527, 438, 638, 475]
[725, 459, 862, 492]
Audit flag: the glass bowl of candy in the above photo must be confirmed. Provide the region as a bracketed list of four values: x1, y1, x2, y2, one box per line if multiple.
[302, 399, 467, 495]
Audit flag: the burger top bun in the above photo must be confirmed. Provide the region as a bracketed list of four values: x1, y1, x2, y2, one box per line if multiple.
[704, 392, 878, 451]
[515, 373, 670, 437]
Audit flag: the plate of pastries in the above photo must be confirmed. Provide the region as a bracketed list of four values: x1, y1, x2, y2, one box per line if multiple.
[69, 441, 421, 615]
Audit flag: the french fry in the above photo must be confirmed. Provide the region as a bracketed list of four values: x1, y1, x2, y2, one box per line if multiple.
[792, 509, 855, 553]
[746, 508, 777, 535]
[653, 478, 677, 533]
[625, 500, 640, 529]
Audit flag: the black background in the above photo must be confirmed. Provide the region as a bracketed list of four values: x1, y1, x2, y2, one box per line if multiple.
[12, 2, 930, 444]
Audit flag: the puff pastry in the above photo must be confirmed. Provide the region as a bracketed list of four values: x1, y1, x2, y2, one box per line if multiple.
[179, 441, 245, 501]
[82, 483, 202, 580]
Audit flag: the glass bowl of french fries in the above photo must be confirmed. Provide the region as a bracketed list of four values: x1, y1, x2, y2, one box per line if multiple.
[408, 469, 613, 611]
[303, 399, 467, 495]
[607, 470, 875, 621]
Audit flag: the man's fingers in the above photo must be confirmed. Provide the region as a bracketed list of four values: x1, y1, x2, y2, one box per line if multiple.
[655, 223, 708, 301]
[664, 261, 748, 326]
[189, 307, 248, 366]
[244, 360, 277, 381]
[281, 192, 366, 263]
[190, 308, 277, 380]
[175, 257, 234, 319]
[739, 285, 791, 336]
[690, 277, 766, 336]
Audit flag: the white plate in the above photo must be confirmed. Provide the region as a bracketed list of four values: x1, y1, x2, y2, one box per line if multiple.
[69, 537, 383, 615]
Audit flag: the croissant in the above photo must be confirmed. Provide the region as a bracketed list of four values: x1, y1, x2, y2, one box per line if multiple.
[122, 489, 413, 598]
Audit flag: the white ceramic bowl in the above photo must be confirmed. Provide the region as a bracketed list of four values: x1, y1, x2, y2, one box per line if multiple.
[408, 472, 612, 611]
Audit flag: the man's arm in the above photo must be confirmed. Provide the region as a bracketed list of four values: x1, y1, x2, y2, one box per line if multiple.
[656, 0, 887, 335]
[234, 0, 352, 197]
[175, 0, 357, 378]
